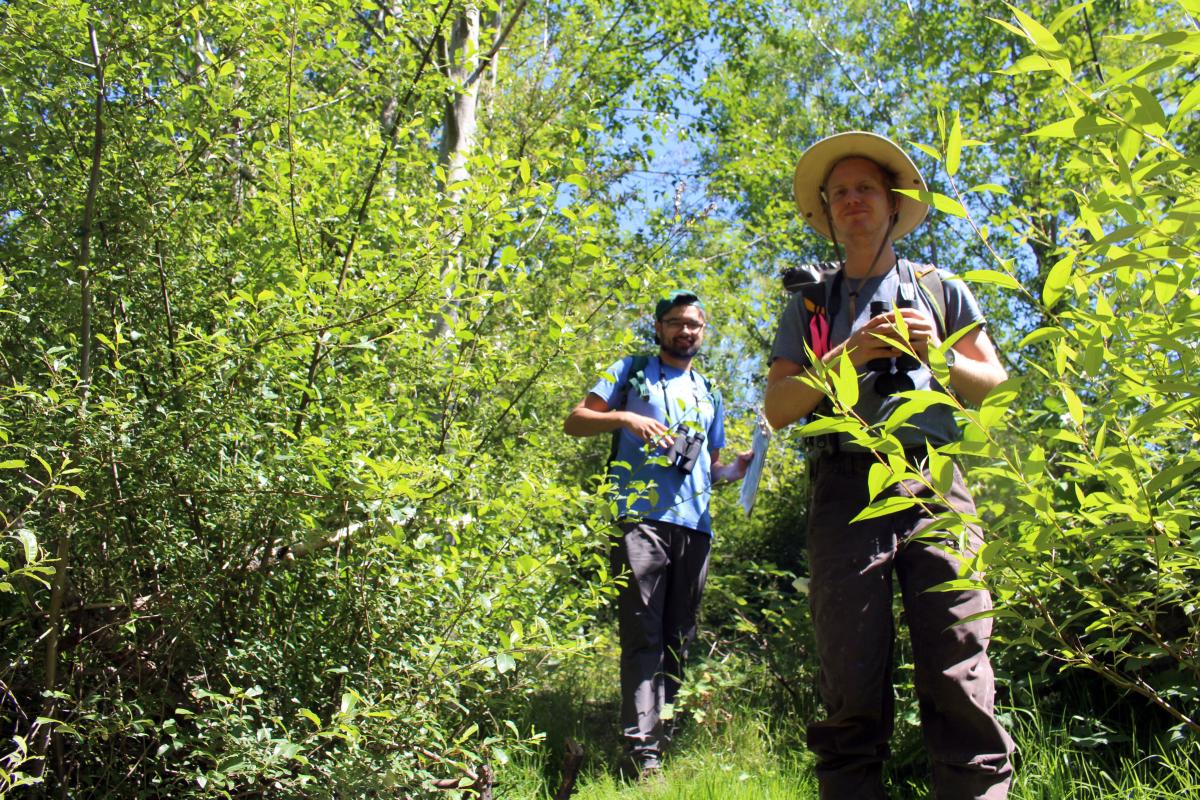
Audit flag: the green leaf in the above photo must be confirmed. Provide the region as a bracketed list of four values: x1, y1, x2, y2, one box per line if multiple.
[960, 269, 1023, 292]
[1104, 54, 1183, 90]
[927, 444, 954, 495]
[1175, 82, 1200, 122]
[1117, 126, 1143, 166]
[988, 16, 1028, 40]
[1006, 3, 1065, 55]
[1115, 30, 1200, 55]
[867, 461, 892, 501]
[884, 389, 959, 432]
[1018, 327, 1064, 348]
[1062, 386, 1084, 425]
[946, 112, 963, 177]
[0, 459, 27, 469]
[1126, 85, 1168, 130]
[495, 653, 516, 674]
[851, 495, 919, 522]
[1048, 1, 1094, 33]
[17, 529, 37, 562]
[907, 141, 941, 161]
[1153, 268, 1178, 305]
[996, 54, 1053, 75]
[830, 352, 859, 408]
[1146, 459, 1200, 496]
[893, 188, 967, 218]
[797, 417, 860, 437]
[1042, 253, 1074, 307]
[1129, 397, 1200, 435]
[1027, 114, 1118, 138]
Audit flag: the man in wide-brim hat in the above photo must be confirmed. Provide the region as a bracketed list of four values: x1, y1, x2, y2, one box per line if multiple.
[765, 131, 1014, 799]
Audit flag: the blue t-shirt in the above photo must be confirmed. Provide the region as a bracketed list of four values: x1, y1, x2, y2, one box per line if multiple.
[590, 356, 727, 535]
[770, 260, 986, 450]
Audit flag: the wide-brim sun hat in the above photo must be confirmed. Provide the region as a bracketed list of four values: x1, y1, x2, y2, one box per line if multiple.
[793, 131, 929, 241]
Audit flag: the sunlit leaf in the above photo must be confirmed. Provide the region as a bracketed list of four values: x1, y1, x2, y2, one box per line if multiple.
[946, 111, 963, 176]
[960, 269, 1023, 292]
[894, 188, 967, 218]
[1006, 3, 1065, 55]
[1042, 253, 1074, 307]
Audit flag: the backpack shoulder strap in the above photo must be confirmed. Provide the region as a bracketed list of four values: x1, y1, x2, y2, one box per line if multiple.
[607, 355, 651, 472]
[795, 264, 841, 360]
[910, 262, 947, 339]
[614, 355, 650, 410]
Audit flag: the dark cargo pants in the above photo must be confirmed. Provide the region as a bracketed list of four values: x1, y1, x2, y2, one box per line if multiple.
[806, 452, 1013, 800]
[611, 519, 711, 764]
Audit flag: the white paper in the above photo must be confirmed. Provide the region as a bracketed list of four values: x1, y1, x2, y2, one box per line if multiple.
[739, 416, 771, 517]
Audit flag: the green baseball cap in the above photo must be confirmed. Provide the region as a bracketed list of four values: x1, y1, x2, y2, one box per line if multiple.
[654, 289, 705, 321]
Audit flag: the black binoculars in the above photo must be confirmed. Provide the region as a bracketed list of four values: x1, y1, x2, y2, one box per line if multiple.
[869, 300, 919, 397]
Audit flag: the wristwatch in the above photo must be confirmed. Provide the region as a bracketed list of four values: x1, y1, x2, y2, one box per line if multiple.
[944, 347, 957, 368]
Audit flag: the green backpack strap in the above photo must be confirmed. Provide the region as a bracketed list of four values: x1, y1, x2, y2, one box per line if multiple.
[606, 355, 651, 472]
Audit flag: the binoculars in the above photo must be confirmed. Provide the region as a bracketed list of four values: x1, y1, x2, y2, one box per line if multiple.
[869, 300, 919, 397]
[664, 424, 706, 474]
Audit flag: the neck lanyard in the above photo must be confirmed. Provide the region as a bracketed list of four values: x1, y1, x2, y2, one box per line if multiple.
[845, 260, 916, 320]
[655, 358, 701, 428]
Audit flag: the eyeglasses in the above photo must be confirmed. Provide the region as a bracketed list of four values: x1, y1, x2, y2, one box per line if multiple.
[661, 319, 706, 332]
[870, 354, 920, 396]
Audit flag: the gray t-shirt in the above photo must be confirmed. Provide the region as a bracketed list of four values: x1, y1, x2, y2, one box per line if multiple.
[769, 259, 986, 450]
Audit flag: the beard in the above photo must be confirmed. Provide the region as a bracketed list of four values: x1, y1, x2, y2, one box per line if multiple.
[661, 337, 700, 359]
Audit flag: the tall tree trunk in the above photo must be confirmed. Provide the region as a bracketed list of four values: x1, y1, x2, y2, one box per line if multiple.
[432, 5, 480, 339]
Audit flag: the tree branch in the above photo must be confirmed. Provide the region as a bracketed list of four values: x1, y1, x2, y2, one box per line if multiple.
[465, 0, 529, 87]
[291, 0, 457, 437]
[39, 21, 106, 765]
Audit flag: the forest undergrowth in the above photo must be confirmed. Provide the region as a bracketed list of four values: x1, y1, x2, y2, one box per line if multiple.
[499, 639, 1200, 800]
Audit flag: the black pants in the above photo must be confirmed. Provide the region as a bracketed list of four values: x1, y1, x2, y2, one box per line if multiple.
[611, 519, 711, 762]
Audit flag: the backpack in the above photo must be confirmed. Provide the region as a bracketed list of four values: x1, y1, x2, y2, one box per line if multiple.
[605, 355, 720, 472]
[780, 260, 948, 456]
[781, 260, 948, 355]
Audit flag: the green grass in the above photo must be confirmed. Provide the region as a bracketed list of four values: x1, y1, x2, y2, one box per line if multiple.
[496, 644, 1200, 800]
[1003, 704, 1200, 800]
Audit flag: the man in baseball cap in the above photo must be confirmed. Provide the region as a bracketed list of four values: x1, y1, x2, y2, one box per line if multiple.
[765, 132, 1014, 799]
[565, 290, 751, 779]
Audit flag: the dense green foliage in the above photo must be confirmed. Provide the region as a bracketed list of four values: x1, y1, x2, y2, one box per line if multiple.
[0, 0, 768, 794]
[1, 0, 1197, 796]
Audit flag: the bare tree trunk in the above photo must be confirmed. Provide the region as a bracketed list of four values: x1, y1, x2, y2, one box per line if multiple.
[432, 5, 480, 339]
